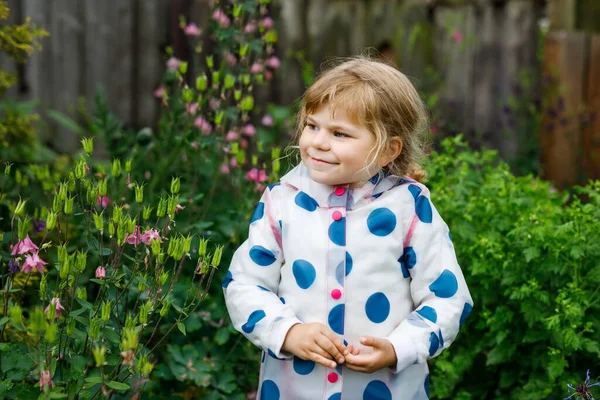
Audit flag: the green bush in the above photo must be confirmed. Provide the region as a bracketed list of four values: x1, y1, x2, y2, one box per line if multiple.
[425, 136, 600, 399]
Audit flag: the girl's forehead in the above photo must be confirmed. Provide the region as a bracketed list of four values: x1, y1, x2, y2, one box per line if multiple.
[308, 103, 365, 127]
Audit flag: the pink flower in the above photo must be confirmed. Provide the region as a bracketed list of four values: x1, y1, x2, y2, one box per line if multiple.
[11, 235, 39, 256]
[145, 171, 152, 180]
[246, 168, 259, 181]
[125, 226, 142, 247]
[186, 102, 200, 115]
[261, 114, 274, 127]
[184, 23, 201, 36]
[222, 146, 231, 154]
[194, 116, 213, 135]
[241, 124, 256, 137]
[220, 164, 231, 174]
[209, 98, 221, 111]
[240, 138, 248, 149]
[153, 85, 165, 98]
[261, 17, 274, 29]
[175, 204, 186, 214]
[430, 125, 439, 135]
[95, 266, 106, 279]
[452, 30, 463, 44]
[166, 57, 181, 72]
[244, 23, 257, 34]
[258, 169, 268, 182]
[266, 56, 280, 69]
[141, 229, 162, 245]
[96, 194, 110, 208]
[230, 157, 238, 167]
[225, 51, 237, 66]
[44, 298, 65, 319]
[250, 63, 263, 74]
[225, 130, 239, 142]
[191, 140, 199, 150]
[84, 162, 91, 174]
[212, 9, 231, 28]
[255, 183, 265, 192]
[39, 370, 53, 390]
[265, 70, 273, 81]
[22, 252, 47, 274]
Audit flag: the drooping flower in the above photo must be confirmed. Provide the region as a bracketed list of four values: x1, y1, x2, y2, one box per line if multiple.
[22, 252, 47, 273]
[95, 266, 106, 279]
[266, 56, 280, 69]
[244, 23, 257, 34]
[265, 70, 273, 81]
[96, 194, 110, 208]
[125, 226, 143, 247]
[191, 140, 199, 151]
[33, 220, 46, 233]
[452, 30, 463, 44]
[209, 98, 221, 111]
[194, 116, 213, 135]
[184, 23, 201, 36]
[8, 259, 19, 273]
[166, 57, 181, 72]
[261, 114, 274, 127]
[212, 9, 230, 28]
[175, 204, 186, 214]
[186, 102, 200, 115]
[225, 51, 237, 66]
[153, 85, 165, 98]
[220, 164, 231, 175]
[261, 17, 274, 29]
[241, 124, 256, 137]
[45, 298, 65, 318]
[246, 168, 269, 183]
[141, 229, 162, 245]
[39, 370, 53, 390]
[240, 138, 248, 149]
[11, 235, 39, 256]
[229, 157, 238, 168]
[121, 349, 135, 367]
[225, 130, 239, 142]
[257, 170, 268, 182]
[250, 63, 263, 74]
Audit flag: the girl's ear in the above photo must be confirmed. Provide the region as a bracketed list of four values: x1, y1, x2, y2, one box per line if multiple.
[378, 137, 403, 167]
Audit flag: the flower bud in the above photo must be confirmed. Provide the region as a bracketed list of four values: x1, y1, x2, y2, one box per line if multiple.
[125, 315, 137, 331]
[139, 300, 152, 325]
[252, 155, 258, 166]
[9, 305, 23, 326]
[46, 210, 57, 231]
[242, 74, 251, 86]
[66, 318, 76, 335]
[58, 182, 67, 201]
[108, 222, 115, 237]
[45, 323, 58, 343]
[111, 159, 122, 178]
[159, 300, 170, 317]
[14, 198, 27, 217]
[89, 318, 101, 341]
[117, 222, 126, 245]
[75, 160, 86, 180]
[93, 346, 106, 367]
[81, 137, 94, 154]
[125, 160, 132, 173]
[101, 300, 111, 321]
[236, 149, 246, 165]
[215, 111, 225, 126]
[76, 287, 87, 301]
[240, 43, 249, 58]
[52, 194, 61, 213]
[113, 205, 122, 223]
[170, 177, 180, 195]
[76, 251, 87, 272]
[135, 184, 144, 204]
[68, 178, 76, 193]
[151, 239, 161, 256]
[199, 238, 208, 257]
[159, 271, 169, 286]
[167, 195, 179, 216]
[15, 170, 22, 185]
[182, 86, 193, 103]
[122, 327, 139, 351]
[93, 211, 104, 232]
[86, 184, 98, 206]
[212, 71, 220, 87]
[179, 61, 188, 74]
[183, 235, 192, 254]
[157, 197, 167, 218]
[206, 56, 214, 70]
[46, 302, 57, 320]
[159, 252, 166, 264]
[240, 95, 254, 112]
[224, 74, 235, 89]
[143, 205, 153, 220]
[60, 254, 71, 280]
[127, 218, 136, 235]
[4, 162, 12, 176]
[39, 274, 47, 299]
[234, 89, 242, 101]
[57, 244, 67, 264]
[98, 178, 108, 197]
[233, 4, 243, 18]
[17, 218, 30, 240]
[211, 245, 224, 267]
[64, 195, 75, 215]
[196, 74, 208, 91]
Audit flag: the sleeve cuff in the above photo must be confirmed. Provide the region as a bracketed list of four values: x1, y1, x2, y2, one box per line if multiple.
[386, 333, 418, 373]
[265, 316, 302, 359]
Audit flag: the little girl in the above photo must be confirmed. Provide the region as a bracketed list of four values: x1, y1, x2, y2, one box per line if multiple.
[223, 57, 473, 400]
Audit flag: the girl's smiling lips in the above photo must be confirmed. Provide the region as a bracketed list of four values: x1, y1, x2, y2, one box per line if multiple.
[311, 156, 336, 165]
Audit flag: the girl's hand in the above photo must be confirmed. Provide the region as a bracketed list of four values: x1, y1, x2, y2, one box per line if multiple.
[282, 323, 348, 369]
[343, 336, 397, 374]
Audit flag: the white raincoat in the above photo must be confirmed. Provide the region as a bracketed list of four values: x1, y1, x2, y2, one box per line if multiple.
[223, 163, 473, 400]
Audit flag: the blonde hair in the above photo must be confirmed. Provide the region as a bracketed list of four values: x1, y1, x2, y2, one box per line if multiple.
[292, 56, 429, 179]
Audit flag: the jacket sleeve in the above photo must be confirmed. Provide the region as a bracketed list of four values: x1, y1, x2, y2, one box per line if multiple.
[386, 183, 473, 373]
[223, 184, 302, 358]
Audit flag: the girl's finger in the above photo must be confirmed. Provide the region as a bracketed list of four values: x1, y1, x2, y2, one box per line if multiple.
[309, 352, 337, 369]
[320, 329, 347, 359]
[316, 334, 345, 364]
[310, 343, 335, 362]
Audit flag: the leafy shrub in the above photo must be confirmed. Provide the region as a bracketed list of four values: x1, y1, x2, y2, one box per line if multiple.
[425, 136, 600, 399]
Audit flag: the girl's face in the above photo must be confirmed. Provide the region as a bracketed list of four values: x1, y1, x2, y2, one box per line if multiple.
[299, 104, 380, 188]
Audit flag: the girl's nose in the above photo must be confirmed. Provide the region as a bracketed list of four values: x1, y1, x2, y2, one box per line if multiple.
[311, 130, 330, 150]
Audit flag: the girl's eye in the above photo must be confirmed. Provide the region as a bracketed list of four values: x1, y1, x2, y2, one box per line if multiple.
[306, 123, 318, 131]
[334, 131, 348, 138]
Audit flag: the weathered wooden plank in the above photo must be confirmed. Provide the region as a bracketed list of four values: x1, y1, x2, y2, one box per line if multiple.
[582, 35, 600, 181]
[540, 31, 587, 188]
[547, 0, 576, 31]
[108, 0, 134, 125]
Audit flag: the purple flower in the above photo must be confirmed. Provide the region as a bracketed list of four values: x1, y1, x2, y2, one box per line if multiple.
[261, 114, 274, 127]
[241, 124, 256, 137]
[212, 9, 231, 28]
[33, 219, 46, 233]
[184, 23, 201, 37]
[261, 17, 274, 29]
[8, 259, 19, 273]
[166, 57, 181, 72]
[266, 56, 280, 69]
[22, 252, 47, 274]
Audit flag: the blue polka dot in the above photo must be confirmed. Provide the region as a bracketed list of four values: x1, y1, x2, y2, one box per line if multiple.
[363, 380, 392, 400]
[372, 192, 383, 199]
[261, 351, 266, 363]
[279, 220, 282, 229]
[268, 349, 284, 360]
[222, 270, 233, 288]
[295, 191, 318, 212]
[367, 208, 396, 236]
[428, 332, 439, 356]
[292, 259, 316, 289]
[416, 306, 437, 323]
[415, 195, 433, 223]
[293, 357, 315, 375]
[260, 379, 280, 400]
[448, 231, 452, 242]
[424, 374, 430, 398]
[250, 246, 277, 266]
[242, 310, 266, 333]
[335, 252, 353, 285]
[251, 202, 265, 223]
[328, 393, 341, 400]
[408, 184, 422, 200]
[336, 363, 343, 374]
[439, 329, 444, 348]
[399, 247, 416, 278]
[343, 339, 348, 346]
[268, 182, 280, 191]
[328, 304, 344, 334]
[328, 218, 346, 246]
[365, 293, 390, 323]
[257, 285, 270, 292]
[279, 297, 285, 304]
[460, 303, 472, 327]
[429, 269, 458, 298]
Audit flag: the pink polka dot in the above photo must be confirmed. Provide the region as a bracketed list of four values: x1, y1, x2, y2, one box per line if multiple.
[334, 187, 345, 196]
[332, 211, 342, 221]
[331, 289, 342, 299]
[328, 372, 338, 383]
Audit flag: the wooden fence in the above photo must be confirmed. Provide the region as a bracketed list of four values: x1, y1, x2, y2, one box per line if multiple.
[7, 0, 595, 186]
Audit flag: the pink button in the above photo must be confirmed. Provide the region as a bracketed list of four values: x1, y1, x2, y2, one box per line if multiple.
[328, 372, 338, 383]
[331, 289, 342, 299]
[332, 211, 342, 221]
[334, 187, 345, 196]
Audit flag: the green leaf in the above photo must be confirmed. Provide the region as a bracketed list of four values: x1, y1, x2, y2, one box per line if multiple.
[0, 317, 9, 327]
[177, 321, 186, 336]
[106, 381, 130, 391]
[215, 328, 230, 345]
[87, 236, 99, 251]
[76, 297, 94, 310]
[49, 391, 68, 398]
[84, 376, 103, 385]
[100, 247, 112, 256]
[523, 247, 540, 263]
[90, 279, 108, 286]
[47, 109, 85, 136]
[68, 308, 87, 317]
[103, 327, 120, 344]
